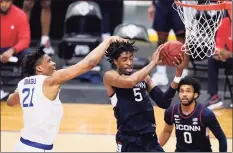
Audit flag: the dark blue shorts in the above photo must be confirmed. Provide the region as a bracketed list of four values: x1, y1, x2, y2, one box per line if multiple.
[152, 3, 185, 34]
[116, 132, 164, 152]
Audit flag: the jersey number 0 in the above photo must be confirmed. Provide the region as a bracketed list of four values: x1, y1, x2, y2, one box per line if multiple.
[183, 132, 192, 144]
[22, 88, 35, 107]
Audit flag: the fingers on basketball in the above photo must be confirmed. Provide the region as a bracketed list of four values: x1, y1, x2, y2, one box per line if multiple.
[159, 41, 184, 67]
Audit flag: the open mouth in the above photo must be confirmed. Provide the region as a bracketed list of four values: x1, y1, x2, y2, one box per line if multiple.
[125, 68, 133, 73]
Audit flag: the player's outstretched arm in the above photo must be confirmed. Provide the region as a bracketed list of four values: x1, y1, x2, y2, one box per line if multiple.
[170, 53, 188, 89]
[46, 36, 127, 85]
[202, 108, 227, 152]
[145, 75, 176, 109]
[103, 45, 164, 89]
[159, 108, 174, 146]
[146, 54, 187, 109]
[7, 89, 20, 107]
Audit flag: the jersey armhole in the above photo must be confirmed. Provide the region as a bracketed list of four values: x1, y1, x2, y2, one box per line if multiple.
[199, 105, 206, 127]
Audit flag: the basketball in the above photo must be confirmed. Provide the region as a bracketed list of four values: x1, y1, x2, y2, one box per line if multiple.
[159, 41, 184, 66]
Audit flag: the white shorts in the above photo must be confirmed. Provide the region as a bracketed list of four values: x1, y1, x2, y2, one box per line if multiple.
[14, 140, 53, 152]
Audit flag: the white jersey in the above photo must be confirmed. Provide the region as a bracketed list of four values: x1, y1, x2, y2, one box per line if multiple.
[17, 75, 63, 145]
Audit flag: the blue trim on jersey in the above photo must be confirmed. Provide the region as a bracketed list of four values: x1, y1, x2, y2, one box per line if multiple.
[20, 137, 53, 150]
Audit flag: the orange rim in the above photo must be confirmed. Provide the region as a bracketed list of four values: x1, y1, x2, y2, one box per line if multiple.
[174, 0, 232, 11]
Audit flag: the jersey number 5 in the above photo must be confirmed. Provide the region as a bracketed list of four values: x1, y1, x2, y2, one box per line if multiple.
[133, 88, 143, 102]
[183, 132, 192, 144]
[22, 88, 35, 107]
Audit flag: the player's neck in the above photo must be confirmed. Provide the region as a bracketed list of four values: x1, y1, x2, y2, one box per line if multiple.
[181, 101, 196, 115]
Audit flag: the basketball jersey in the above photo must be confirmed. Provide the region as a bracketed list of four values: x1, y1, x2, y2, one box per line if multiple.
[17, 75, 63, 145]
[110, 80, 156, 134]
[165, 103, 212, 152]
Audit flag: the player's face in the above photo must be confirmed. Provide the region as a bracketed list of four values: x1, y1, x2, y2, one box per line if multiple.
[37, 55, 56, 76]
[0, 0, 12, 14]
[114, 51, 134, 75]
[178, 85, 198, 106]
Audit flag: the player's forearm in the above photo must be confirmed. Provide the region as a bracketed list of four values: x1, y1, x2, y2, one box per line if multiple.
[208, 118, 227, 152]
[49, 40, 110, 85]
[149, 86, 176, 109]
[159, 131, 172, 147]
[129, 61, 156, 86]
[219, 138, 227, 152]
[212, 127, 227, 152]
[83, 40, 110, 68]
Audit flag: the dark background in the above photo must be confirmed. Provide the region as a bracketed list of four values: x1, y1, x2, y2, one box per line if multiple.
[13, 0, 123, 40]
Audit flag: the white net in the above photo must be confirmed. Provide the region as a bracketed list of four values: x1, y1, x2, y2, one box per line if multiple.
[173, 0, 225, 59]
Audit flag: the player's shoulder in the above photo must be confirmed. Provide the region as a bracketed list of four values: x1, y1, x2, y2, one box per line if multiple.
[18, 77, 26, 86]
[104, 70, 118, 78]
[104, 70, 117, 75]
[199, 104, 215, 117]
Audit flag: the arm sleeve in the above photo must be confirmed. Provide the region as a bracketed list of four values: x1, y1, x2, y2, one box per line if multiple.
[14, 12, 31, 53]
[149, 86, 177, 109]
[164, 106, 173, 125]
[202, 108, 227, 152]
[215, 20, 226, 49]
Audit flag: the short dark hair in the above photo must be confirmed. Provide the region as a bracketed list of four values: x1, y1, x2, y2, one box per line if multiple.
[177, 76, 201, 97]
[22, 45, 45, 76]
[105, 41, 138, 67]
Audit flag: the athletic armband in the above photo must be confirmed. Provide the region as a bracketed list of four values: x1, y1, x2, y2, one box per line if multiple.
[173, 76, 181, 83]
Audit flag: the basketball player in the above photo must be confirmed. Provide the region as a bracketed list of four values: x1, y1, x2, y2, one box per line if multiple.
[104, 41, 187, 152]
[148, 0, 188, 86]
[23, 0, 54, 55]
[7, 36, 127, 152]
[159, 76, 227, 152]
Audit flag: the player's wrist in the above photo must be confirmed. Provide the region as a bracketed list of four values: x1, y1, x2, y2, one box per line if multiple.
[173, 76, 182, 84]
[175, 68, 183, 77]
[150, 60, 157, 67]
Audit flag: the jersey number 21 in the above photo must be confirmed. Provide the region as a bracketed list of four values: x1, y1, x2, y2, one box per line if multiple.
[22, 88, 35, 107]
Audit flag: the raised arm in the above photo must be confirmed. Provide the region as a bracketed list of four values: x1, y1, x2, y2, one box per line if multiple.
[46, 36, 127, 85]
[104, 45, 164, 89]
[145, 54, 187, 109]
[146, 75, 176, 109]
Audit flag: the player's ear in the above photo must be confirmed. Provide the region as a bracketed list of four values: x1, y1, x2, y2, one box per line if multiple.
[113, 59, 118, 66]
[194, 93, 198, 99]
[36, 65, 43, 73]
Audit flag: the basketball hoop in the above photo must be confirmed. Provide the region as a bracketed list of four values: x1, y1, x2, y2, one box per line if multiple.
[173, 0, 232, 59]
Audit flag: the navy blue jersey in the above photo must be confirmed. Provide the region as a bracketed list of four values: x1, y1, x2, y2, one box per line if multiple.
[164, 103, 213, 152]
[110, 80, 156, 134]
